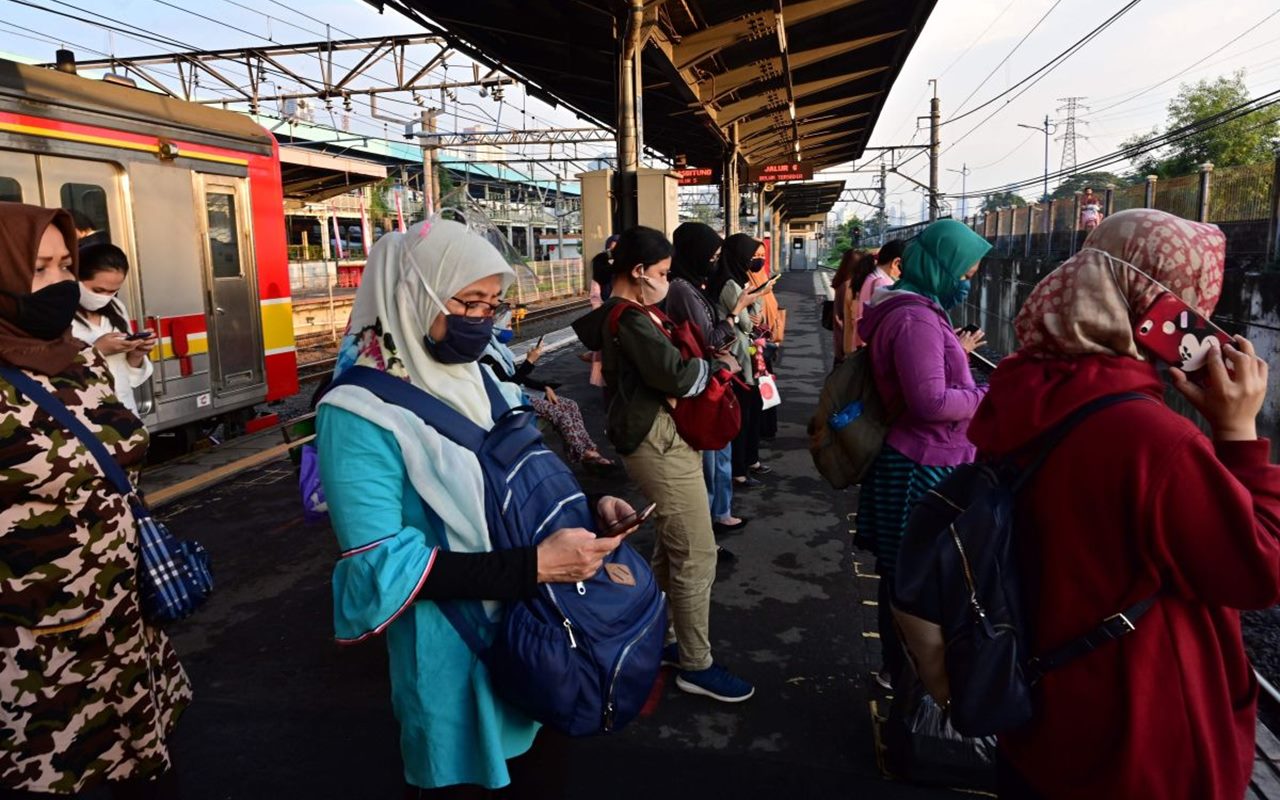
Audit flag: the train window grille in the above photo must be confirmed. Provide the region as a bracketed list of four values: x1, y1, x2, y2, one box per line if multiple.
[0, 177, 21, 203]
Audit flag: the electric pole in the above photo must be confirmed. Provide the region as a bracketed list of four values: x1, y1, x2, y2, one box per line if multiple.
[928, 79, 940, 221]
[1018, 115, 1058, 204]
[947, 163, 971, 219]
[878, 159, 888, 245]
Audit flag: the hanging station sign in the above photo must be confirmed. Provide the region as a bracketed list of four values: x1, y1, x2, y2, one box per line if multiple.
[747, 161, 813, 183]
[676, 166, 721, 186]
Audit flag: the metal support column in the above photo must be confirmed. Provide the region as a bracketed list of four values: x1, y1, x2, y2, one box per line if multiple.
[928, 81, 940, 222]
[615, 0, 645, 232]
[725, 122, 740, 234]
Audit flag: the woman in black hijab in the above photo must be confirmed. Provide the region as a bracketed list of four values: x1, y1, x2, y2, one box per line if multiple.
[712, 233, 771, 486]
[664, 222, 754, 536]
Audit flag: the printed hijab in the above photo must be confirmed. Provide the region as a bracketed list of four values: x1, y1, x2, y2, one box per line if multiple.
[895, 218, 991, 305]
[709, 232, 762, 298]
[337, 218, 516, 428]
[670, 222, 723, 286]
[0, 202, 82, 375]
[1015, 209, 1226, 359]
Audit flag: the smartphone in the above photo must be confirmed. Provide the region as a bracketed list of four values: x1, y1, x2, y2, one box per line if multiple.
[749, 275, 781, 294]
[1134, 292, 1232, 373]
[601, 503, 657, 538]
[125, 330, 154, 341]
[958, 324, 981, 335]
[535, 335, 545, 349]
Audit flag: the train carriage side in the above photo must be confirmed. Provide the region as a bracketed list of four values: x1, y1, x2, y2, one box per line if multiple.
[0, 59, 297, 433]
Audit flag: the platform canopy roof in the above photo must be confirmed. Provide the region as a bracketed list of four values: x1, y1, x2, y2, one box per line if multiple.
[376, 0, 936, 172]
[767, 180, 846, 219]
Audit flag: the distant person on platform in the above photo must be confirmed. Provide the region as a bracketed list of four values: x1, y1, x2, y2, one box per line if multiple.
[585, 234, 621, 388]
[70, 209, 109, 248]
[1080, 187, 1105, 232]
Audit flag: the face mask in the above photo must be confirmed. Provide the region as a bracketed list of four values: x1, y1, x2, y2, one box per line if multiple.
[425, 315, 494, 364]
[79, 283, 115, 312]
[749, 257, 766, 273]
[496, 327, 515, 344]
[0, 280, 79, 340]
[939, 278, 971, 310]
[638, 273, 669, 306]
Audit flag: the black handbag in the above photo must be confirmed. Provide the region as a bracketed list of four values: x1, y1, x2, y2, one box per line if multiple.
[820, 299, 835, 330]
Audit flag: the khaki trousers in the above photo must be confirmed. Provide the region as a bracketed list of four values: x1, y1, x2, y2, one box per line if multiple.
[622, 410, 717, 671]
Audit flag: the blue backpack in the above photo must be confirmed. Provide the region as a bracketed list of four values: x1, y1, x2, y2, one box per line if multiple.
[893, 393, 1158, 737]
[328, 365, 666, 736]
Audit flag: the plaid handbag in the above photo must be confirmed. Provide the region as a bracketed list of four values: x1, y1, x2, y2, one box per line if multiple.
[1, 366, 213, 623]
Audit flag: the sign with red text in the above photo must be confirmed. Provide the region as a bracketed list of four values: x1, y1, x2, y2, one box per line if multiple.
[747, 161, 813, 183]
[677, 166, 721, 186]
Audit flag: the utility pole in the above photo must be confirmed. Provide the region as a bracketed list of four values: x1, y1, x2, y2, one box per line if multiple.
[1018, 115, 1058, 204]
[928, 79, 940, 221]
[878, 159, 888, 245]
[947, 163, 971, 219]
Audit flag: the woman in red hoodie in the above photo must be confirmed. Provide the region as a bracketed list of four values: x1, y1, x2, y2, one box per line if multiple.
[966, 209, 1279, 799]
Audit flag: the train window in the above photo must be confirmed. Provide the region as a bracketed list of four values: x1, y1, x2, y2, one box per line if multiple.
[59, 183, 110, 242]
[206, 192, 242, 278]
[0, 177, 21, 202]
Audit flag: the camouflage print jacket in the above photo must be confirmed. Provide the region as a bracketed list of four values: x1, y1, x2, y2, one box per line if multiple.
[0, 346, 191, 794]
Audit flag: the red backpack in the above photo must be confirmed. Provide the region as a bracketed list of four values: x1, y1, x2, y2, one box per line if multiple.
[606, 300, 742, 451]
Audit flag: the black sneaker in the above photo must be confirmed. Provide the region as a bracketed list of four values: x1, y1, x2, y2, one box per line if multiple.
[661, 642, 680, 667]
[749, 463, 774, 476]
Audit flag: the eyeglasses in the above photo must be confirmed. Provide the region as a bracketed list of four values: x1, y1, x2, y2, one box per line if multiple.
[449, 296, 511, 318]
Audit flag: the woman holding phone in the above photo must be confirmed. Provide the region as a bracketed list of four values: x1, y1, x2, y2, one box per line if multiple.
[573, 225, 755, 704]
[966, 209, 1280, 799]
[709, 233, 769, 487]
[72, 243, 155, 417]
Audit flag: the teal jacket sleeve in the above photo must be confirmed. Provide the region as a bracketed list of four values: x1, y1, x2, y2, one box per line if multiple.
[317, 404, 439, 643]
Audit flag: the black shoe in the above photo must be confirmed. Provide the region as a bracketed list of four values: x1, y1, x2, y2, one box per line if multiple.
[749, 463, 774, 476]
[713, 517, 749, 535]
[717, 546, 737, 563]
[733, 476, 763, 489]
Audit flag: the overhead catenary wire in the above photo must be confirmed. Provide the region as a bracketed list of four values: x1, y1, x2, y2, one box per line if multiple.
[949, 0, 1065, 119]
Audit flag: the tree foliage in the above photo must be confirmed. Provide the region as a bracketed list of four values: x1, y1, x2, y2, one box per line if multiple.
[1050, 171, 1126, 200]
[823, 215, 867, 266]
[1123, 72, 1280, 179]
[982, 191, 1028, 212]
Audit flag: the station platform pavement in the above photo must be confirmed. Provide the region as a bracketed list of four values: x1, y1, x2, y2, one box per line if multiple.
[159, 271, 962, 799]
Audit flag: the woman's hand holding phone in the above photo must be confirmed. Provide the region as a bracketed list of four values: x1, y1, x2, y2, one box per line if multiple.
[1171, 335, 1268, 442]
[536, 528, 625, 583]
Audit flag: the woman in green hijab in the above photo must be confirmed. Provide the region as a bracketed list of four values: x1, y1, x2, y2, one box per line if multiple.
[854, 218, 992, 689]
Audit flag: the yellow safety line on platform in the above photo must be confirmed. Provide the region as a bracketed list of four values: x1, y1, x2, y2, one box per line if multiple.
[147, 434, 314, 508]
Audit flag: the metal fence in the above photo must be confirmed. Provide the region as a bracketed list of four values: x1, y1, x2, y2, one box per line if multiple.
[509, 259, 586, 306]
[954, 158, 1279, 269]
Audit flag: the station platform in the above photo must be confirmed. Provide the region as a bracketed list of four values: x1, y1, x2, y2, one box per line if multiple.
[155, 271, 962, 798]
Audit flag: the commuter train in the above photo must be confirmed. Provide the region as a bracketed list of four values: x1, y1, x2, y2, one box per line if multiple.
[0, 58, 297, 436]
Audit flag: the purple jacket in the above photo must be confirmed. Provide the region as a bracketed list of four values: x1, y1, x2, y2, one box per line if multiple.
[857, 290, 986, 467]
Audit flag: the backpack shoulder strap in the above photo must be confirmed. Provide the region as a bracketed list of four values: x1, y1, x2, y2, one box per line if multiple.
[328, 365, 486, 452]
[1012, 392, 1151, 490]
[607, 299, 667, 339]
[0, 365, 132, 496]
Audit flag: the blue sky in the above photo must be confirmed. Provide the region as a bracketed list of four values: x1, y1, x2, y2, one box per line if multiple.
[2, 0, 1277, 224]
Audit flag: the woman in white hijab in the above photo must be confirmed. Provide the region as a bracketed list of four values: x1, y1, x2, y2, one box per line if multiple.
[316, 217, 635, 798]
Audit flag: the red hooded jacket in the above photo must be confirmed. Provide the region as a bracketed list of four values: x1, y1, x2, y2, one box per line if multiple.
[966, 353, 1280, 799]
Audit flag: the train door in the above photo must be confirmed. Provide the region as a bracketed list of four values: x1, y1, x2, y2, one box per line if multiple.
[0, 152, 38, 204]
[194, 173, 264, 400]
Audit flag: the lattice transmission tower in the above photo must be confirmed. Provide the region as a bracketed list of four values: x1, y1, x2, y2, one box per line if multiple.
[1055, 96, 1090, 177]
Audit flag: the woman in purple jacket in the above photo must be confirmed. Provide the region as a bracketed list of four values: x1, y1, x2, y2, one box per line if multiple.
[854, 219, 991, 688]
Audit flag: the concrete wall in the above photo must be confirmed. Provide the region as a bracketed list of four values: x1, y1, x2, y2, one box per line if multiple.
[954, 257, 1280, 449]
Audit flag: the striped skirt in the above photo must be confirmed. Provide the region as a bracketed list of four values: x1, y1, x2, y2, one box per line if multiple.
[855, 445, 955, 580]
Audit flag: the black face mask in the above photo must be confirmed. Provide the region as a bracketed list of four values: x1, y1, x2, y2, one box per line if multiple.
[0, 280, 79, 340]
[749, 257, 766, 273]
[424, 315, 495, 364]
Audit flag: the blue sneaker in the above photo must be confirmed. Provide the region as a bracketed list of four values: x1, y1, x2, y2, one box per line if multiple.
[661, 642, 680, 667]
[675, 663, 755, 703]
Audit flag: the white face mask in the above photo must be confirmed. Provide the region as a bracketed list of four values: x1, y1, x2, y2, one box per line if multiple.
[79, 283, 115, 312]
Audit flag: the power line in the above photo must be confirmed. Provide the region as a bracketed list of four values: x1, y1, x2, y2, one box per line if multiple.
[949, 0, 1064, 118]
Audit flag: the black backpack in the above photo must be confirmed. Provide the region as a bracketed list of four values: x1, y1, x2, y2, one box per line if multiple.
[892, 393, 1158, 737]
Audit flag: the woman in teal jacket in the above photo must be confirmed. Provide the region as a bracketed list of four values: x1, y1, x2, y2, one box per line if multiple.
[317, 217, 636, 798]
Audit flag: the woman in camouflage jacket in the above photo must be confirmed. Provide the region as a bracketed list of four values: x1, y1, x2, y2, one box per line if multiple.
[0, 203, 190, 798]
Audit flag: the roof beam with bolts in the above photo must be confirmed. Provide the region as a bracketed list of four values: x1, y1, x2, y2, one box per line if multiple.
[45, 35, 514, 112]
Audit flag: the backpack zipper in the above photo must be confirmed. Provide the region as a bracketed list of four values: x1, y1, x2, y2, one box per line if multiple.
[544, 585, 578, 649]
[603, 595, 664, 732]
